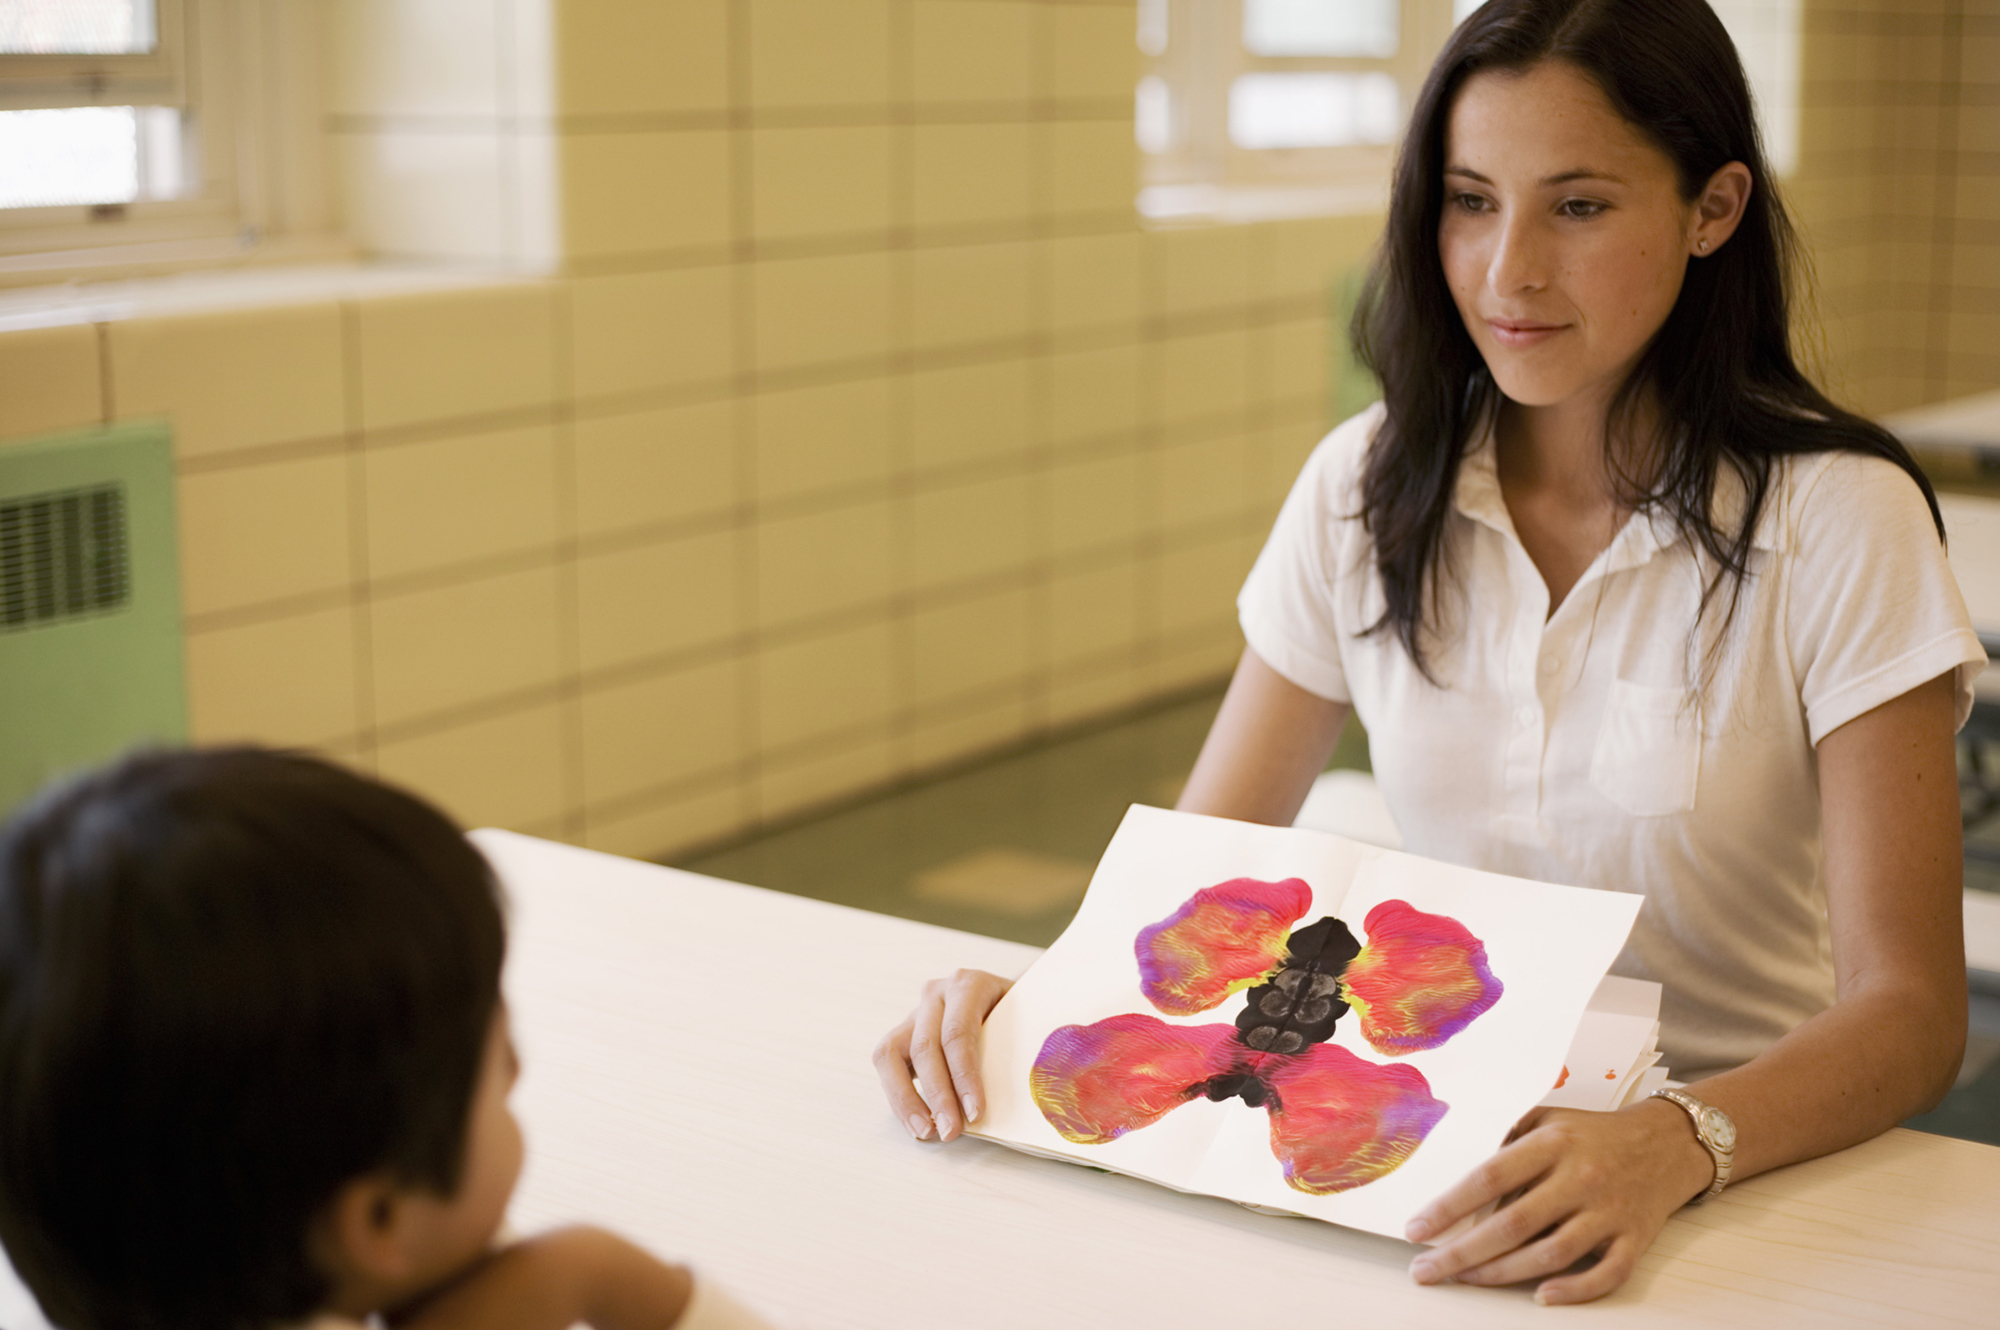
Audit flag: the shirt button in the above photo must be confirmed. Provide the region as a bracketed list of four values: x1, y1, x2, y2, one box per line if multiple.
[1540, 655, 1560, 675]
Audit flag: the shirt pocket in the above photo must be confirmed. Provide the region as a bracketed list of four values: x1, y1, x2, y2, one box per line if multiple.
[1589, 678, 1702, 816]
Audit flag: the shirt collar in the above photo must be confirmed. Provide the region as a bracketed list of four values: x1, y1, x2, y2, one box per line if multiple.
[1451, 418, 1786, 568]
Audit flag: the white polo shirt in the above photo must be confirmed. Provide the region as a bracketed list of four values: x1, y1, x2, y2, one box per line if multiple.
[1240, 403, 1983, 1077]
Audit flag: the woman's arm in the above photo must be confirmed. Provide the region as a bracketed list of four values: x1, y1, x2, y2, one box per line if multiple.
[871, 647, 1349, 1140]
[1407, 669, 1967, 1304]
[1177, 648, 1352, 824]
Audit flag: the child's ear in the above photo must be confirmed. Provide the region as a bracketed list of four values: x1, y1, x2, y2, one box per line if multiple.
[312, 1172, 421, 1308]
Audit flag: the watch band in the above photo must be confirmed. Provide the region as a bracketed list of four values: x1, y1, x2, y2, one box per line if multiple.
[1648, 1088, 1735, 1204]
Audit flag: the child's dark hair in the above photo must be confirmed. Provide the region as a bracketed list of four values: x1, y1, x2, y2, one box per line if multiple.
[0, 747, 506, 1330]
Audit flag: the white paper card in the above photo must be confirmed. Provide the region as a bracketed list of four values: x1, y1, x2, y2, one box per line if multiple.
[970, 806, 1642, 1239]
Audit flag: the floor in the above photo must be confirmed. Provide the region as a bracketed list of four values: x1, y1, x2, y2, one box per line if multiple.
[680, 686, 2000, 1148]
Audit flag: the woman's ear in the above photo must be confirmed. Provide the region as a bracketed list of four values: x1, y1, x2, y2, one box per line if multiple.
[311, 1173, 420, 1315]
[1690, 161, 1753, 257]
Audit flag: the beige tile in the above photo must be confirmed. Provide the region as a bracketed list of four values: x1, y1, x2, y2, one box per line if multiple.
[1045, 231, 1143, 331]
[569, 267, 735, 401]
[574, 401, 738, 540]
[563, 131, 732, 260]
[1159, 530, 1254, 632]
[325, 0, 503, 118]
[355, 284, 556, 432]
[909, 358, 1031, 470]
[1268, 419, 1327, 502]
[1155, 620, 1245, 691]
[374, 703, 568, 833]
[910, 846, 1093, 916]
[752, 126, 895, 243]
[1051, 5, 1138, 102]
[1268, 316, 1331, 406]
[1044, 657, 1144, 728]
[1044, 119, 1135, 218]
[177, 455, 353, 617]
[749, 0, 892, 109]
[1047, 559, 1140, 666]
[912, 1, 1036, 105]
[907, 692, 1028, 770]
[369, 566, 563, 726]
[0, 325, 101, 442]
[754, 376, 894, 503]
[753, 252, 895, 372]
[1048, 449, 1142, 557]
[558, 0, 729, 115]
[1159, 432, 1249, 532]
[108, 305, 343, 458]
[911, 585, 1030, 705]
[913, 123, 1033, 230]
[908, 472, 1031, 590]
[580, 657, 740, 803]
[185, 605, 360, 747]
[365, 425, 559, 581]
[575, 528, 738, 673]
[1150, 226, 1255, 317]
[755, 499, 894, 629]
[1048, 343, 1141, 444]
[1157, 328, 1249, 424]
[334, 129, 511, 265]
[756, 618, 896, 750]
[584, 783, 749, 861]
[759, 732, 896, 823]
[911, 240, 1035, 349]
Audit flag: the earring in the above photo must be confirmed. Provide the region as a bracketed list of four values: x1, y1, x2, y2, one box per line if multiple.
[1697, 239, 1710, 253]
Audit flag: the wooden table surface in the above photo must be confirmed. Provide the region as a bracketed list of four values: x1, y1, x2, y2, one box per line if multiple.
[483, 830, 2000, 1330]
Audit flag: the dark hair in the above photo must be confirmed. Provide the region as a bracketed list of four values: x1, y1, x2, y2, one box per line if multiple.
[1354, 0, 1941, 674]
[0, 748, 506, 1330]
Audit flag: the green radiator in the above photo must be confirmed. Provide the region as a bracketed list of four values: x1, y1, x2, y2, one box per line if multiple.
[0, 420, 186, 816]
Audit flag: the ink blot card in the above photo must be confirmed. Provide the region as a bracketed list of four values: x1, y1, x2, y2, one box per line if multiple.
[967, 805, 1644, 1241]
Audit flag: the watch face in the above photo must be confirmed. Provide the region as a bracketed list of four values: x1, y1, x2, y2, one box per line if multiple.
[1700, 1108, 1736, 1151]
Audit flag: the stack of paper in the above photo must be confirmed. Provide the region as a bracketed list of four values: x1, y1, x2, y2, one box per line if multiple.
[1538, 975, 1673, 1112]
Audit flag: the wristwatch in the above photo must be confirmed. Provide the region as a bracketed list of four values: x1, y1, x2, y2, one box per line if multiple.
[1648, 1088, 1736, 1203]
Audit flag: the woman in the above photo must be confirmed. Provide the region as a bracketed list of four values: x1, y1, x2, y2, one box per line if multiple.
[873, 0, 1979, 1305]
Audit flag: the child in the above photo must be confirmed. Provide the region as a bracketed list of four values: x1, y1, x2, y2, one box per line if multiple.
[0, 747, 774, 1330]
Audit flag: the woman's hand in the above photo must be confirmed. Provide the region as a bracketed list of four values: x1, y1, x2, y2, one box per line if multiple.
[873, 969, 1013, 1142]
[1404, 1099, 1713, 1305]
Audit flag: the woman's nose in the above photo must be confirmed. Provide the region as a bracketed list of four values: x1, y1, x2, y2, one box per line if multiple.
[1487, 215, 1549, 295]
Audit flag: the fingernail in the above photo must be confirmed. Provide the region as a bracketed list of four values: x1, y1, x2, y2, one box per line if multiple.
[961, 1094, 979, 1123]
[1410, 1259, 1437, 1283]
[908, 1113, 932, 1140]
[1534, 1288, 1558, 1306]
[1405, 1218, 1431, 1242]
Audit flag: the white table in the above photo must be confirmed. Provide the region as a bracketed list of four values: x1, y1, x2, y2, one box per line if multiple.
[1886, 389, 2000, 460]
[483, 830, 2000, 1330]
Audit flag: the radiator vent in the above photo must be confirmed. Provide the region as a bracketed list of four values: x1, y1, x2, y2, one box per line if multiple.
[0, 483, 129, 633]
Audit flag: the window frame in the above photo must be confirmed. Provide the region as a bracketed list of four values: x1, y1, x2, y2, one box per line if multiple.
[0, 0, 344, 288]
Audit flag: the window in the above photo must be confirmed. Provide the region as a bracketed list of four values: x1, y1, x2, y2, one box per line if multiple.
[1137, 0, 1799, 226]
[1138, 0, 1462, 223]
[0, 0, 338, 287]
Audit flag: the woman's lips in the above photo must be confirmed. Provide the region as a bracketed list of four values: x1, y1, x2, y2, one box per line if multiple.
[1486, 319, 1567, 348]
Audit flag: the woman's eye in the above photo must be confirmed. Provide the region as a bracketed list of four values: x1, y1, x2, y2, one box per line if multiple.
[1451, 192, 1490, 213]
[1558, 198, 1608, 219]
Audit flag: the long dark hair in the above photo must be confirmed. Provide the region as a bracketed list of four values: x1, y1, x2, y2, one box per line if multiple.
[1354, 0, 1940, 676]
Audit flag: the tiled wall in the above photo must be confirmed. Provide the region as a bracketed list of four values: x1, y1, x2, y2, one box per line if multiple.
[0, 2, 1375, 859]
[1790, 0, 2000, 415]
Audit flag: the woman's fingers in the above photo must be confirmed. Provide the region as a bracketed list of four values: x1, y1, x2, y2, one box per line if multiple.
[904, 983, 963, 1139]
[869, 1016, 935, 1141]
[1404, 1135, 1554, 1245]
[875, 969, 1016, 1144]
[1409, 1179, 1566, 1285]
[1533, 1235, 1640, 1306]
[1451, 1214, 1610, 1288]
[938, 969, 1011, 1125]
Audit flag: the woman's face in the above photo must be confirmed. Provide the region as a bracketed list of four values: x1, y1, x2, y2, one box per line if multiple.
[1437, 61, 1715, 419]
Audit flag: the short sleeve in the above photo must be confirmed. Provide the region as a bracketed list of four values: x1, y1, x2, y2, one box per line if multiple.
[1785, 454, 1985, 745]
[1236, 405, 1383, 703]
